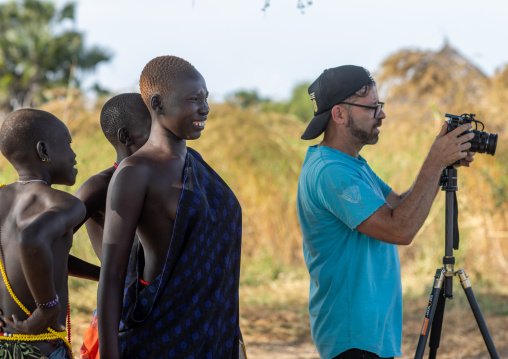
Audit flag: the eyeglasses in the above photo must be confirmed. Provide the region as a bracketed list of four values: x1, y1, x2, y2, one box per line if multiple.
[339, 101, 385, 118]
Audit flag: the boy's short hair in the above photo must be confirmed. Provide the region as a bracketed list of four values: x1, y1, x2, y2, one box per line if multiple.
[100, 93, 151, 147]
[0, 109, 61, 164]
[139, 56, 194, 109]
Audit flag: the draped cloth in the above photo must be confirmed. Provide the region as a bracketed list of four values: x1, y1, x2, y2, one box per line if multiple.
[79, 310, 99, 359]
[0, 339, 71, 359]
[118, 148, 243, 358]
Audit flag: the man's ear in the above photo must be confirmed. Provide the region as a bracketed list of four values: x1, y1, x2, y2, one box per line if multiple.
[36, 141, 51, 163]
[118, 127, 134, 146]
[330, 105, 346, 125]
[150, 94, 163, 114]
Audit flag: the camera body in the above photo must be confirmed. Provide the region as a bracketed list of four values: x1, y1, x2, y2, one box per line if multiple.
[445, 113, 497, 156]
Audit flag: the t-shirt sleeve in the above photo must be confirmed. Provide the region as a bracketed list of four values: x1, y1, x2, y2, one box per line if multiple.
[372, 171, 392, 198]
[316, 164, 388, 230]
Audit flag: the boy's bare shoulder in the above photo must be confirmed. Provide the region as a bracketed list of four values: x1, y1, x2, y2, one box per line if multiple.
[114, 154, 156, 178]
[109, 154, 160, 196]
[47, 187, 86, 213]
[2, 186, 85, 233]
[118, 153, 152, 168]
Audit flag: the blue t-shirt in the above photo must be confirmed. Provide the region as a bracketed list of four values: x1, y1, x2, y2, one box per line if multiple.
[296, 145, 402, 359]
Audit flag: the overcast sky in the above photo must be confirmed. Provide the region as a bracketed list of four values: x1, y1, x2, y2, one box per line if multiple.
[40, 0, 508, 102]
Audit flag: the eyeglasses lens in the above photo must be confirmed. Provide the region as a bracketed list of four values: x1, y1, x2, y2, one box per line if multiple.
[375, 103, 384, 118]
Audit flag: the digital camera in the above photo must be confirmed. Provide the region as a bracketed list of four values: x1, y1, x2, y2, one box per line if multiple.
[445, 113, 497, 156]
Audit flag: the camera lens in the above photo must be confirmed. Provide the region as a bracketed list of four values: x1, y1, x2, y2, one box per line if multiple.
[470, 130, 497, 155]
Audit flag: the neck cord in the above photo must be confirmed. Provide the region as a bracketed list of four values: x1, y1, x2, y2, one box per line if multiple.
[17, 179, 49, 186]
[113, 162, 119, 168]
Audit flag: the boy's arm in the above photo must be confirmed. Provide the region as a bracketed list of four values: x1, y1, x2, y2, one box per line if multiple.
[68, 255, 100, 281]
[73, 174, 109, 260]
[98, 164, 147, 359]
[73, 175, 108, 233]
[5, 196, 85, 334]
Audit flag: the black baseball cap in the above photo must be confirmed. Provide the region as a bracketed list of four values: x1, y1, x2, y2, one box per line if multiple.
[301, 65, 374, 140]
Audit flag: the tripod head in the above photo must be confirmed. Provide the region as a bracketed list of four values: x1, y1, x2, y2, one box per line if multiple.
[439, 165, 457, 191]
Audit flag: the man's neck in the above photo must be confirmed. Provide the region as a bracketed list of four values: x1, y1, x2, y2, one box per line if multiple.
[319, 138, 362, 159]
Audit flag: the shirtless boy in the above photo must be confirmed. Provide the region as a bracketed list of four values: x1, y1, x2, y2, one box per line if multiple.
[74, 92, 151, 259]
[98, 56, 244, 358]
[0, 109, 85, 358]
[74, 93, 151, 358]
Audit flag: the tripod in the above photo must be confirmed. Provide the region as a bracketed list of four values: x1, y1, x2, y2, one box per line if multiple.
[414, 166, 499, 359]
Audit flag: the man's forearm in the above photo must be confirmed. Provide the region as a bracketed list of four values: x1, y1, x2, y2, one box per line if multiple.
[391, 157, 443, 241]
[398, 172, 440, 205]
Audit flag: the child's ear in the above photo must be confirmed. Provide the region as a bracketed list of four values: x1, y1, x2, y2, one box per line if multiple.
[118, 127, 134, 146]
[36, 141, 51, 163]
[150, 94, 164, 114]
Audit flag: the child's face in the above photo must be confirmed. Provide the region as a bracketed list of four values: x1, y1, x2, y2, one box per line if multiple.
[159, 69, 209, 140]
[49, 123, 77, 186]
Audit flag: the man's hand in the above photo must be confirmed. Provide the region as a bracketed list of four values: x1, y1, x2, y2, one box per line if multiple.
[428, 121, 475, 168]
[3, 304, 65, 334]
[455, 151, 475, 167]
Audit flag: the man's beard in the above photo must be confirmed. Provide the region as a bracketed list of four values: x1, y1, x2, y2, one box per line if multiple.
[346, 113, 381, 145]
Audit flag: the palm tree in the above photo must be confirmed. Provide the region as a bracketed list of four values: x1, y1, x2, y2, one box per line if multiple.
[0, 0, 111, 112]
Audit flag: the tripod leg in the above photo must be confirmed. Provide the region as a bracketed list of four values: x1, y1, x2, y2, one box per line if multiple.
[414, 269, 444, 359]
[428, 286, 446, 359]
[458, 269, 500, 359]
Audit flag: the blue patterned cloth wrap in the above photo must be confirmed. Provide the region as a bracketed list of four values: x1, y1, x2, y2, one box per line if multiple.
[118, 148, 242, 359]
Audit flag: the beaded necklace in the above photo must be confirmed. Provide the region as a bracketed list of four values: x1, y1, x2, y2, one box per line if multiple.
[0, 185, 73, 357]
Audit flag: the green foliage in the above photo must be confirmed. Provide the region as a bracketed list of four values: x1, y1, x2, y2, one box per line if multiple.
[0, 0, 112, 112]
[226, 89, 266, 108]
[227, 82, 313, 123]
[284, 82, 313, 122]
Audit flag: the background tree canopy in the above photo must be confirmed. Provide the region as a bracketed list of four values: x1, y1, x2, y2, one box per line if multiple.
[377, 42, 489, 113]
[0, 0, 111, 113]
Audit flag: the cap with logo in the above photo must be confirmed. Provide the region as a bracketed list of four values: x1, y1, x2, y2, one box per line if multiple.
[301, 65, 374, 140]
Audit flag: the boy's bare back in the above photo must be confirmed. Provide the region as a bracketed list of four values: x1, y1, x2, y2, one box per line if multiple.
[0, 108, 85, 356]
[0, 183, 83, 330]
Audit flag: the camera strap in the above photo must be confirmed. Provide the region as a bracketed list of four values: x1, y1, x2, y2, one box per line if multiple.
[453, 192, 460, 250]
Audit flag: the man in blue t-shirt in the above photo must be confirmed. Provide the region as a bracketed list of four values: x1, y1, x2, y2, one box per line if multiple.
[296, 65, 475, 359]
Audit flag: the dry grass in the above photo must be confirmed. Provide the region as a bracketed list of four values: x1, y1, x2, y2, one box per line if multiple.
[1, 90, 508, 357]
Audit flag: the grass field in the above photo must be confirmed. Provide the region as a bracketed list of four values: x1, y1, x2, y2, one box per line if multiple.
[1, 94, 507, 357]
